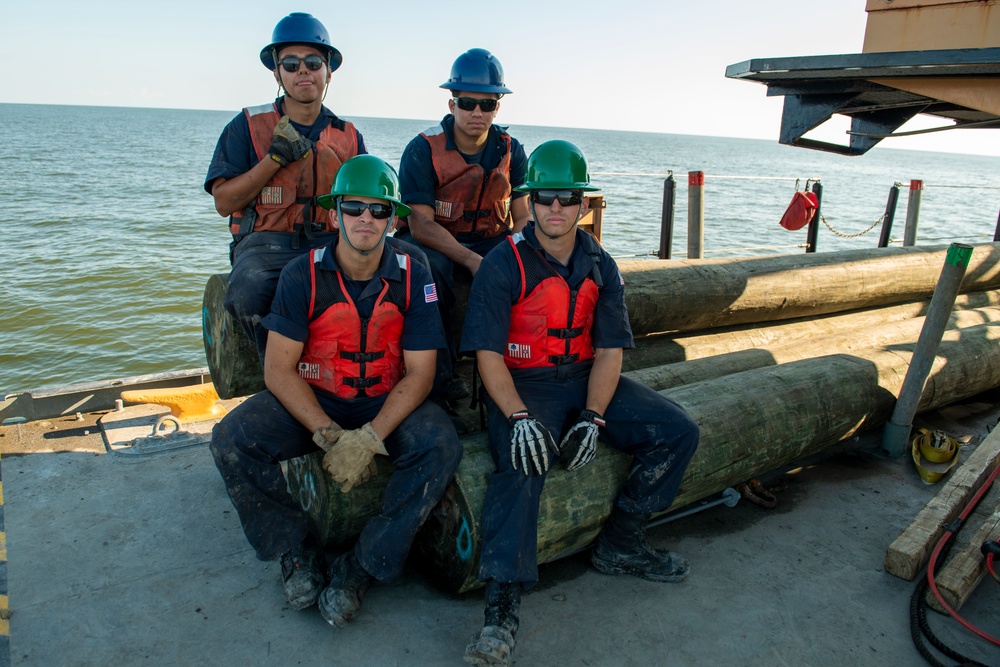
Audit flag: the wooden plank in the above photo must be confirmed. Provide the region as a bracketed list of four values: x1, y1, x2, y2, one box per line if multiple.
[884, 426, 1000, 580]
[927, 493, 1000, 613]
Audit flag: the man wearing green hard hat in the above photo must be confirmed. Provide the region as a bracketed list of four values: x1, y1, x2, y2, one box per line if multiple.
[211, 155, 461, 630]
[460, 140, 700, 666]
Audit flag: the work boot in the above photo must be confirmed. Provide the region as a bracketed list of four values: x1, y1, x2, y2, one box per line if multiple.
[318, 550, 372, 628]
[464, 580, 521, 666]
[591, 509, 689, 583]
[279, 540, 325, 610]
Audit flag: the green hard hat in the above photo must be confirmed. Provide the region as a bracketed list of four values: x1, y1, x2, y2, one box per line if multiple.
[516, 140, 600, 192]
[317, 155, 412, 217]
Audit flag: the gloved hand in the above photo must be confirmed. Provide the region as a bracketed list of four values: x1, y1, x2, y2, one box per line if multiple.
[267, 115, 314, 166]
[560, 409, 605, 471]
[312, 421, 344, 453]
[322, 422, 388, 493]
[508, 411, 558, 476]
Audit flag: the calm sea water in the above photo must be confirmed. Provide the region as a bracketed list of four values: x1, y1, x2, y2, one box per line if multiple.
[2, 103, 999, 394]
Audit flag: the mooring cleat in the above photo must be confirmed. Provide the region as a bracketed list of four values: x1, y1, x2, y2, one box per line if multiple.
[119, 382, 226, 423]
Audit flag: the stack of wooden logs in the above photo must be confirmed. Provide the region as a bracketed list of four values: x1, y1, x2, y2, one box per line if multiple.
[205, 242, 1000, 593]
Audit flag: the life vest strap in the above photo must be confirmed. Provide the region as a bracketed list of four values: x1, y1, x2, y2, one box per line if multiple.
[548, 327, 585, 340]
[462, 209, 490, 222]
[344, 376, 383, 389]
[340, 351, 386, 363]
[548, 354, 580, 365]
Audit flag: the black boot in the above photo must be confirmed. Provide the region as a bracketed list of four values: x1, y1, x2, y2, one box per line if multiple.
[279, 539, 325, 610]
[463, 580, 521, 666]
[318, 550, 373, 628]
[591, 509, 689, 582]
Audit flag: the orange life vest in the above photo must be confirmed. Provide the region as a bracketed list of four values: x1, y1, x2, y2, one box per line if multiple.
[503, 235, 599, 369]
[296, 246, 411, 398]
[419, 124, 512, 239]
[229, 102, 359, 235]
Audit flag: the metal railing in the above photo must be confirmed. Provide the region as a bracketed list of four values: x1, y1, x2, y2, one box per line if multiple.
[628, 172, 1000, 259]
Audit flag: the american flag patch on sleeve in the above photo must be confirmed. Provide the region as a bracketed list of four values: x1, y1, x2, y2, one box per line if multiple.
[424, 283, 438, 303]
[506, 342, 531, 359]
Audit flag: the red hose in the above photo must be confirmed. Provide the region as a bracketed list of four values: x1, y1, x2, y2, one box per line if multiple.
[925, 463, 1000, 646]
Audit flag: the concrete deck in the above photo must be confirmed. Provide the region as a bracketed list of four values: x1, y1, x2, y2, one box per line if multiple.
[2, 395, 999, 666]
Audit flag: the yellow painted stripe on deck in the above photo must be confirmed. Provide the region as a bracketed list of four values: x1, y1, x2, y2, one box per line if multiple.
[0, 596, 8, 636]
[0, 532, 6, 561]
[0, 481, 4, 504]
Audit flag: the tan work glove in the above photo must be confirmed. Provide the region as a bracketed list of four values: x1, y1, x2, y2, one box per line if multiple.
[267, 115, 314, 166]
[312, 421, 344, 453]
[322, 422, 388, 493]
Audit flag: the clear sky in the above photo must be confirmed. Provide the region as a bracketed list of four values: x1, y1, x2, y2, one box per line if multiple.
[3, 0, 997, 156]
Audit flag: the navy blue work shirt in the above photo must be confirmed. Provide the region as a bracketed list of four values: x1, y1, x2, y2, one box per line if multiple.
[460, 224, 634, 357]
[204, 98, 368, 193]
[397, 114, 528, 209]
[263, 235, 445, 352]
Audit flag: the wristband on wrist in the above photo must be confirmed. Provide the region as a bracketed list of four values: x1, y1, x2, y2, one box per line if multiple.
[581, 409, 606, 427]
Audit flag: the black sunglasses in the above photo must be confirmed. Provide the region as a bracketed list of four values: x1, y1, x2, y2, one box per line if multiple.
[279, 55, 326, 72]
[530, 190, 583, 207]
[339, 200, 394, 219]
[452, 97, 499, 112]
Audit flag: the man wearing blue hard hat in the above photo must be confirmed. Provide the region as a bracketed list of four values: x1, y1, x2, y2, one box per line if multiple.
[211, 155, 461, 628]
[204, 12, 367, 368]
[396, 48, 531, 415]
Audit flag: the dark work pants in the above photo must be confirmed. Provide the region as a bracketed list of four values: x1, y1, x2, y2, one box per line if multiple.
[210, 389, 462, 582]
[224, 231, 430, 369]
[477, 363, 699, 586]
[394, 230, 509, 399]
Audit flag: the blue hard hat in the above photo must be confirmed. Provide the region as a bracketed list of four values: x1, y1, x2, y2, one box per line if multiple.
[260, 12, 343, 73]
[440, 48, 512, 94]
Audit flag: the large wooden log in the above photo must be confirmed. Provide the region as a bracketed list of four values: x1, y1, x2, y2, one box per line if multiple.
[627, 306, 1000, 391]
[410, 325, 1000, 594]
[284, 321, 1000, 593]
[202, 274, 263, 400]
[620, 242, 1000, 335]
[202, 244, 1000, 397]
[625, 290, 1000, 371]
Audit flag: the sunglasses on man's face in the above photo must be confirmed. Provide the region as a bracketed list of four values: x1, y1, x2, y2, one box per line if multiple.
[452, 97, 499, 112]
[530, 190, 584, 207]
[339, 200, 394, 219]
[278, 55, 326, 72]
